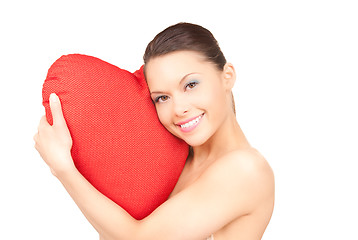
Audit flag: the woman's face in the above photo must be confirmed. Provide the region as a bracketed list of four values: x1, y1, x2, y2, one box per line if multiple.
[145, 51, 235, 147]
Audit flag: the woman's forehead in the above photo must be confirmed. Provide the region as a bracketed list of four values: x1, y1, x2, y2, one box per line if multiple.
[145, 51, 212, 86]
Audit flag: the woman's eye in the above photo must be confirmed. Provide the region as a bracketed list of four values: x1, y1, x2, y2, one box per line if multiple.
[185, 81, 199, 90]
[155, 95, 169, 103]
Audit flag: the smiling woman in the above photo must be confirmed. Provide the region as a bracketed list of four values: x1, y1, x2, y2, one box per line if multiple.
[34, 22, 274, 240]
[145, 50, 233, 147]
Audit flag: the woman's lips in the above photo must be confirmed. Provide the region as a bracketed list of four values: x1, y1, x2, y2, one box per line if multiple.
[176, 113, 204, 133]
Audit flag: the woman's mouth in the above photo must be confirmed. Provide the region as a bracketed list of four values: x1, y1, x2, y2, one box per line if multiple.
[176, 113, 204, 133]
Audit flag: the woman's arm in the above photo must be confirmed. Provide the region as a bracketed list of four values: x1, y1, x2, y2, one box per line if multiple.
[56, 164, 139, 240]
[34, 94, 139, 239]
[34, 94, 274, 240]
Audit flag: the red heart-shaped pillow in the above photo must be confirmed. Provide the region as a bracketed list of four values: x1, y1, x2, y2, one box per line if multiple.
[42, 54, 188, 220]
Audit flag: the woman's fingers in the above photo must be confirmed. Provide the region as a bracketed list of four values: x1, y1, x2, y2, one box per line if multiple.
[33, 132, 39, 148]
[39, 115, 48, 127]
[34, 95, 74, 176]
[34, 116, 46, 149]
[49, 93, 65, 126]
[36, 115, 49, 134]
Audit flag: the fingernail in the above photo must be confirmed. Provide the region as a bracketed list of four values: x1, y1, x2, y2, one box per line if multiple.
[50, 93, 59, 102]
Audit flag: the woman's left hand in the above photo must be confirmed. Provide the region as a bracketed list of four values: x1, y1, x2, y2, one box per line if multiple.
[34, 93, 75, 177]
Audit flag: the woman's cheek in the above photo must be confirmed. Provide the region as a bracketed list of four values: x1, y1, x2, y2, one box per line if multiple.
[156, 105, 171, 128]
[193, 88, 214, 108]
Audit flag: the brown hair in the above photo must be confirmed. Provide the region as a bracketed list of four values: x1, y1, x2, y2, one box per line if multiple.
[143, 22, 235, 114]
[143, 22, 227, 70]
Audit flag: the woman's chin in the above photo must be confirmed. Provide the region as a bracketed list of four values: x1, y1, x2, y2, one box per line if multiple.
[166, 125, 209, 147]
[181, 134, 209, 148]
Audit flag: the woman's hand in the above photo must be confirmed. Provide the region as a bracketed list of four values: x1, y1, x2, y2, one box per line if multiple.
[34, 93, 75, 177]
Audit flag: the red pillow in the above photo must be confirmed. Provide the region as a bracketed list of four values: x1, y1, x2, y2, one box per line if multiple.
[42, 54, 188, 220]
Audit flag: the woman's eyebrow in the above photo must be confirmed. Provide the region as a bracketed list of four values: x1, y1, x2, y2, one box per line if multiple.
[150, 72, 200, 95]
[150, 91, 163, 95]
[179, 72, 199, 85]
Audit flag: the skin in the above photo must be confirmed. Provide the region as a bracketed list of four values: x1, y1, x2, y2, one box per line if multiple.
[34, 50, 275, 240]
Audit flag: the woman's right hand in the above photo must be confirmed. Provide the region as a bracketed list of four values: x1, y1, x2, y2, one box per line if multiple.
[34, 93, 75, 177]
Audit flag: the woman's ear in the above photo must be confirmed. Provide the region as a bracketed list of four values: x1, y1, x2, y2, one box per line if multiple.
[222, 63, 236, 91]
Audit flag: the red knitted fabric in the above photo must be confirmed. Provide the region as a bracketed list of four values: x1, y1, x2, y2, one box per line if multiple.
[42, 54, 188, 220]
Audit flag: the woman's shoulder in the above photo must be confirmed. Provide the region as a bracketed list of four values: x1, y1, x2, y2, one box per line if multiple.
[217, 148, 272, 174]
[198, 147, 274, 217]
[208, 147, 274, 196]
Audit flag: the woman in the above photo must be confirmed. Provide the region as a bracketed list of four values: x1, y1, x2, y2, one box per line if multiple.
[34, 23, 274, 240]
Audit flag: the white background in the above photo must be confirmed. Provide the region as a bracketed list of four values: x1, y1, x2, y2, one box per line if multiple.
[1, 0, 357, 239]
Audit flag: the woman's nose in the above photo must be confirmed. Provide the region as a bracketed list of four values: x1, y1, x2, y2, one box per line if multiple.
[172, 96, 189, 117]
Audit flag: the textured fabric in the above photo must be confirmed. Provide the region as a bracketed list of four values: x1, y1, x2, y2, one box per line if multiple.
[42, 54, 188, 220]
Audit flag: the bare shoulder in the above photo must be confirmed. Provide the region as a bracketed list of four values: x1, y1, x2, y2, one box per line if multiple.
[204, 148, 275, 211]
[211, 148, 273, 178]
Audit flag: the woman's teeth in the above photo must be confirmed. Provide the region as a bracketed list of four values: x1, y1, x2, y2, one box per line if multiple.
[180, 114, 203, 129]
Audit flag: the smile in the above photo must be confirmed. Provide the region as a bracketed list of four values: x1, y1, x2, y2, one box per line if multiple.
[177, 113, 204, 133]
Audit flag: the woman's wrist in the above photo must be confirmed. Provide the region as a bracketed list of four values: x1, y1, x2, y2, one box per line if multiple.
[51, 155, 78, 180]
